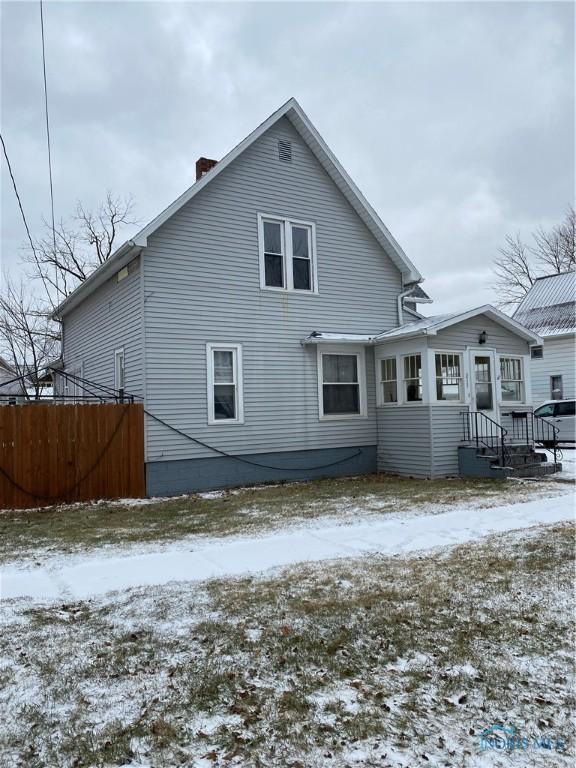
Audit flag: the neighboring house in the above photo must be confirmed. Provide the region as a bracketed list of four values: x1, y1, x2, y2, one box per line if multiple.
[513, 271, 575, 404]
[0, 357, 27, 402]
[53, 99, 549, 494]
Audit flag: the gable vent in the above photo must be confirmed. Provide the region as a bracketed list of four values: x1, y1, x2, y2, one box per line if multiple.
[278, 139, 292, 162]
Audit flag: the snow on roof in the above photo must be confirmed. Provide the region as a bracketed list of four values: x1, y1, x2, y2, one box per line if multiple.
[374, 305, 542, 344]
[304, 305, 542, 346]
[513, 272, 575, 337]
[403, 283, 433, 304]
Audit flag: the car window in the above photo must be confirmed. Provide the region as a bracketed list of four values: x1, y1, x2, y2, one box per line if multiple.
[534, 404, 555, 418]
[555, 401, 575, 417]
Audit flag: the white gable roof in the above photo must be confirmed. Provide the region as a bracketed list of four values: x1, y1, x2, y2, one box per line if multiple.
[374, 305, 543, 344]
[302, 305, 543, 345]
[55, 98, 421, 317]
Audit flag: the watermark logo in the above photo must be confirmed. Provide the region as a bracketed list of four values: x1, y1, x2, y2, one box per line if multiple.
[479, 724, 566, 752]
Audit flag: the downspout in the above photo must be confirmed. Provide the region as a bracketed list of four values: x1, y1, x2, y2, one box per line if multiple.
[397, 288, 413, 326]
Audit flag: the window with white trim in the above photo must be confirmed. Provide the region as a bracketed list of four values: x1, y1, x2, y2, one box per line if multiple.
[379, 357, 397, 403]
[259, 215, 316, 292]
[207, 344, 244, 424]
[500, 357, 524, 402]
[114, 348, 125, 391]
[435, 353, 463, 401]
[319, 351, 364, 418]
[403, 354, 422, 402]
[531, 346, 543, 360]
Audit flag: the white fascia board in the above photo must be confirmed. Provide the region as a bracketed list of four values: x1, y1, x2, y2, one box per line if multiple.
[53, 240, 141, 319]
[431, 305, 543, 344]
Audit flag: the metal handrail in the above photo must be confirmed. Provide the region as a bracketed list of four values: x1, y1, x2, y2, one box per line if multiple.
[498, 410, 560, 467]
[462, 411, 508, 466]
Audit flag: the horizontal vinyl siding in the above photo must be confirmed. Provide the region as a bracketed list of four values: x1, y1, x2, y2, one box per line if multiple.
[62, 266, 143, 398]
[376, 406, 432, 477]
[430, 406, 469, 476]
[144, 117, 400, 461]
[530, 336, 575, 404]
[429, 316, 530, 355]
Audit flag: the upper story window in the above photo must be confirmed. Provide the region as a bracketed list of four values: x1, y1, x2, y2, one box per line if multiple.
[531, 345, 543, 359]
[500, 357, 524, 402]
[403, 354, 422, 402]
[435, 353, 463, 401]
[206, 343, 244, 425]
[258, 214, 317, 293]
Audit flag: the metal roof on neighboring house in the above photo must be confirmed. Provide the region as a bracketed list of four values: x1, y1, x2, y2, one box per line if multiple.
[513, 272, 576, 337]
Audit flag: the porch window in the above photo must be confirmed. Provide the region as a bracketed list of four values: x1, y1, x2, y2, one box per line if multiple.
[321, 352, 362, 417]
[500, 357, 524, 402]
[403, 354, 422, 402]
[435, 353, 463, 401]
[206, 343, 244, 424]
[379, 357, 397, 403]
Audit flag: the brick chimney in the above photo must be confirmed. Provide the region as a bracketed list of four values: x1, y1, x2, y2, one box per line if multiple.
[196, 157, 218, 181]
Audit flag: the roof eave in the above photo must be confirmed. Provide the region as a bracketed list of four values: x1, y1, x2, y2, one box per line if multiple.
[52, 240, 141, 319]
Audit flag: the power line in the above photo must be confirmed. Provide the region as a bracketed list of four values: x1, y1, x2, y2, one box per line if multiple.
[39, 0, 58, 295]
[0, 131, 38, 258]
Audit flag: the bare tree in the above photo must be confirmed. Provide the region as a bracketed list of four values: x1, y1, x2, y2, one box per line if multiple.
[0, 274, 59, 399]
[493, 207, 575, 308]
[25, 192, 137, 308]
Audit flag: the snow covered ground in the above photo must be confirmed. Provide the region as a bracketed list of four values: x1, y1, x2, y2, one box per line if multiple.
[548, 447, 576, 480]
[0, 520, 573, 768]
[2, 488, 574, 602]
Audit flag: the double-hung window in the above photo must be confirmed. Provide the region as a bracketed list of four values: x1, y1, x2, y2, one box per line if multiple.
[500, 357, 524, 402]
[319, 350, 366, 418]
[259, 215, 316, 292]
[403, 354, 422, 402]
[435, 353, 463, 401]
[379, 357, 397, 403]
[207, 343, 244, 424]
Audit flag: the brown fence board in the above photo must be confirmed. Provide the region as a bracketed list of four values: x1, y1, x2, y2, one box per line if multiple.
[0, 403, 145, 509]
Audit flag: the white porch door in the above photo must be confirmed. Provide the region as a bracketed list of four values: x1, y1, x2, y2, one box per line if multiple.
[468, 350, 499, 423]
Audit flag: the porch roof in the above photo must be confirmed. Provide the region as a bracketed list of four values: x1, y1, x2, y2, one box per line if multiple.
[302, 305, 543, 346]
[373, 305, 543, 344]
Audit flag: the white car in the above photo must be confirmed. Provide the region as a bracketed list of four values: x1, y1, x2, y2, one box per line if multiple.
[533, 399, 576, 444]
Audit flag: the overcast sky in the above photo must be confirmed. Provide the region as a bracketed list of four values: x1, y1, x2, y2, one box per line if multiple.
[1, 1, 574, 314]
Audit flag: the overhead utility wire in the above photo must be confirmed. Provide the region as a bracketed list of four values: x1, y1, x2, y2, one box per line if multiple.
[39, 0, 59, 296]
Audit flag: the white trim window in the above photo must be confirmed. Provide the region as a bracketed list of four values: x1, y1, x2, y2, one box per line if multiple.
[403, 354, 422, 402]
[114, 348, 125, 391]
[318, 348, 366, 419]
[434, 352, 463, 402]
[258, 214, 317, 293]
[206, 343, 244, 424]
[379, 357, 398, 404]
[500, 356, 524, 403]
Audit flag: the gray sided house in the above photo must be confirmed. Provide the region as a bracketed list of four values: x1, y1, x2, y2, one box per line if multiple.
[513, 271, 576, 404]
[54, 99, 550, 494]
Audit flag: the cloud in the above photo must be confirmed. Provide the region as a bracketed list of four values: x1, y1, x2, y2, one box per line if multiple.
[1, 1, 573, 314]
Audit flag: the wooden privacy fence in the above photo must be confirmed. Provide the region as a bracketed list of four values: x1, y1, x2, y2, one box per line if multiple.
[0, 403, 145, 509]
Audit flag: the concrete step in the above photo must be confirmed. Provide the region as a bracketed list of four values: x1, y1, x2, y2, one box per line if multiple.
[493, 462, 562, 478]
